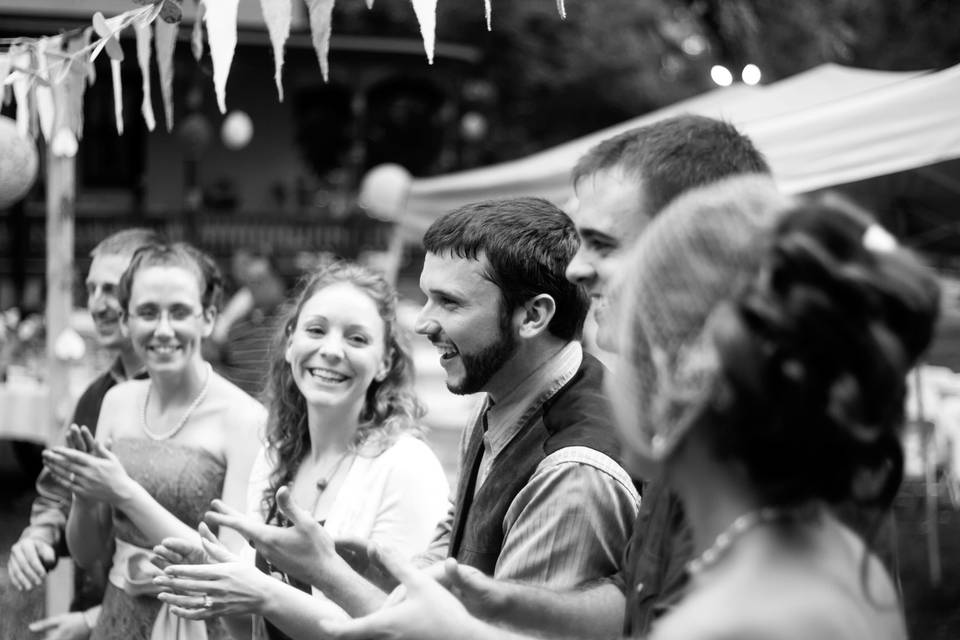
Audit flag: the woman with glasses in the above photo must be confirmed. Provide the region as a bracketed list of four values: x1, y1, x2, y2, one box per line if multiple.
[43, 242, 265, 640]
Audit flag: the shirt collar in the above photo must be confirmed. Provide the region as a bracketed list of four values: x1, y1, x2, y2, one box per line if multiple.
[108, 356, 147, 383]
[483, 341, 582, 459]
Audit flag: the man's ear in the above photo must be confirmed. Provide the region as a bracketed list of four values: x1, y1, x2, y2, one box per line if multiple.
[517, 294, 556, 339]
[201, 306, 218, 339]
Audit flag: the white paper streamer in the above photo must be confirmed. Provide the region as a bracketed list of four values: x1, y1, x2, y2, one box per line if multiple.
[34, 39, 55, 142]
[155, 18, 179, 131]
[259, 0, 292, 100]
[111, 58, 124, 136]
[203, 0, 240, 113]
[305, 0, 336, 82]
[135, 18, 156, 131]
[409, 0, 437, 64]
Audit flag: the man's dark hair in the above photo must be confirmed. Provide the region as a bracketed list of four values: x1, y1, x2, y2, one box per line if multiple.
[573, 114, 771, 216]
[423, 197, 589, 341]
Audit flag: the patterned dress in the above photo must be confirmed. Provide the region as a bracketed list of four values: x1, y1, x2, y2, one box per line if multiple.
[90, 439, 230, 640]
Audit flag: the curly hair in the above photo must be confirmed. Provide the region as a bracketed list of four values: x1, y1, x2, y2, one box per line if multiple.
[117, 242, 224, 312]
[260, 261, 424, 514]
[706, 202, 941, 509]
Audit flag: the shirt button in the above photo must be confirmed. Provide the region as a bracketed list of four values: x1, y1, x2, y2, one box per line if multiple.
[635, 582, 644, 594]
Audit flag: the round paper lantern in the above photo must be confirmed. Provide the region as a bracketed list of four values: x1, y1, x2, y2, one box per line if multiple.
[0, 116, 39, 209]
[358, 164, 412, 222]
[221, 110, 254, 150]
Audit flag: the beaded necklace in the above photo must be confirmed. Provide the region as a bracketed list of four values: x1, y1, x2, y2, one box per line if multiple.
[686, 503, 821, 577]
[141, 363, 213, 441]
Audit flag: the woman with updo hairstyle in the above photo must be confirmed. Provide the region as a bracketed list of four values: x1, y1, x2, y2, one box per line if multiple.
[46, 242, 266, 640]
[152, 260, 450, 640]
[605, 176, 940, 640]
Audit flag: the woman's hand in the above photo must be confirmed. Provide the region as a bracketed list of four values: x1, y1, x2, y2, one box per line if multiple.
[155, 523, 268, 619]
[152, 536, 210, 571]
[41, 425, 134, 506]
[205, 487, 338, 587]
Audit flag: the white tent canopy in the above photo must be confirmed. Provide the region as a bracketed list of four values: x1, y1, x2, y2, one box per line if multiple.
[396, 62, 960, 238]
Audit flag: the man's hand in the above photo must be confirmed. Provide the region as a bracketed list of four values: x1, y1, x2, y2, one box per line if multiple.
[318, 544, 480, 640]
[205, 487, 338, 587]
[28, 612, 91, 640]
[442, 558, 510, 619]
[8, 537, 56, 591]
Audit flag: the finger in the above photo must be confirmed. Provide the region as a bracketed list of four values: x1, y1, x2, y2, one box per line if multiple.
[80, 426, 101, 456]
[36, 542, 56, 568]
[65, 424, 85, 452]
[160, 564, 232, 581]
[27, 614, 64, 632]
[275, 486, 311, 527]
[152, 543, 190, 565]
[11, 545, 46, 586]
[8, 562, 35, 591]
[153, 574, 220, 593]
[159, 535, 202, 557]
[168, 605, 216, 621]
[156, 592, 211, 609]
[204, 510, 260, 542]
[209, 498, 245, 517]
[198, 525, 236, 563]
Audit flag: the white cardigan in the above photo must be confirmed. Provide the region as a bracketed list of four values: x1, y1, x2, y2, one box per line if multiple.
[246, 434, 451, 561]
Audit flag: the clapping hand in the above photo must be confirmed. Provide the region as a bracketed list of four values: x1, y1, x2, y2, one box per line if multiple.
[204, 487, 337, 587]
[41, 425, 131, 505]
[155, 522, 268, 619]
[8, 537, 56, 591]
[152, 535, 210, 571]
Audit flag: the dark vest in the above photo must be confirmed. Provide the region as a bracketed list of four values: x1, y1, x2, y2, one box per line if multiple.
[447, 352, 622, 575]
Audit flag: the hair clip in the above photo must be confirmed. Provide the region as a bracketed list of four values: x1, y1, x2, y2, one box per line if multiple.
[862, 225, 897, 253]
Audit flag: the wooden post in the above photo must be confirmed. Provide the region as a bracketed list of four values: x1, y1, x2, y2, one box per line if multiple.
[44, 144, 77, 617]
[45, 147, 75, 444]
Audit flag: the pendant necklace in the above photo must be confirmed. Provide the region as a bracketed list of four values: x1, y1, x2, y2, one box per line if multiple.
[141, 363, 213, 441]
[310, 450, 355, 517]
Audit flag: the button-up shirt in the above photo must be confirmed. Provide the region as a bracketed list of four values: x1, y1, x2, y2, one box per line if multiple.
[423, 342, 640, 589]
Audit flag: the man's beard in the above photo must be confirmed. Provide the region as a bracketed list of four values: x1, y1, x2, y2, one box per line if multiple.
[448, 310, 517, 395]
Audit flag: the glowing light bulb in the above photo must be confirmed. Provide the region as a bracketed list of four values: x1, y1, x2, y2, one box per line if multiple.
[742, 64, 762, 86]
[710, 65, 733, 87]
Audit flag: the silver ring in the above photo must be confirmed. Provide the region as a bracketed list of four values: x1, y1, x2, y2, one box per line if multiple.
[202, 594, 213, 609]
[69, 471, 76, 484]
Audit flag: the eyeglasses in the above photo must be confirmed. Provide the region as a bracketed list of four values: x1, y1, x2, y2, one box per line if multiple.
[128, 305, 204, 325]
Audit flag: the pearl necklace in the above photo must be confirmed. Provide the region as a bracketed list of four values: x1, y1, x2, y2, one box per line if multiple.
[141, 363, 213, 441]
[686, 503, 821, 577]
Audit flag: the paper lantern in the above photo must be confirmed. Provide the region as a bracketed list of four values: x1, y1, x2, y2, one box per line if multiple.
[358, 164, 412, 222]
[0, 116, 39, 209]
[221, 110, 254, 150]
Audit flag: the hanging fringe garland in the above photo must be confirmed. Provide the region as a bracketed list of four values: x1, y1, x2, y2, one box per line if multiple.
[0, 0, 568, 142]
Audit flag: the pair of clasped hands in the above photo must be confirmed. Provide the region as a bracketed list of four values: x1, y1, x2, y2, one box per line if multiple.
[150, 488, 504, 640]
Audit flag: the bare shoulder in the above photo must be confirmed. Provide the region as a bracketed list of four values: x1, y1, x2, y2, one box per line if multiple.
[96, 379, 149, 438]
[654, 558, 905, 640]
[207, 373, 268, 437]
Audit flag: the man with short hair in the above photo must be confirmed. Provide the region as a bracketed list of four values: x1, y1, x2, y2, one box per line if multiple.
[200, 197, 639, 629]
[316, 116, 774, 640]
[8, 228, 160, 639]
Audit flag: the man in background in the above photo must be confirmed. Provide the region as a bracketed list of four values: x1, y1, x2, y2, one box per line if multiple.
[8, 228, 160, 640]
